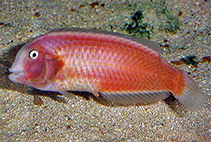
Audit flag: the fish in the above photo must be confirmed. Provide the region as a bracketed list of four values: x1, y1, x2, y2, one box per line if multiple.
[9, 28, 209, 111]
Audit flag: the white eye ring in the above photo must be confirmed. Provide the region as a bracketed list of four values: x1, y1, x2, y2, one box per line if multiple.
[29, 50, 39, 59]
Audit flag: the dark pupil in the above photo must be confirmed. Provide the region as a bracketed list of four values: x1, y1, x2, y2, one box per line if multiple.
[32, 52, 37, 58]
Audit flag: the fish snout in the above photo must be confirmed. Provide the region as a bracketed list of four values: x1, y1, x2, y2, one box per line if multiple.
[9, 66, 24, 74]
[9, 65, 26, 82]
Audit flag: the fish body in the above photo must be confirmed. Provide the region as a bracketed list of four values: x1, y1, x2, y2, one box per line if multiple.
[9, 28, 209, 111]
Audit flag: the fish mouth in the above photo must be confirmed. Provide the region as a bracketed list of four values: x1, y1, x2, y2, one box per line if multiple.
[9, 68, 26, 83]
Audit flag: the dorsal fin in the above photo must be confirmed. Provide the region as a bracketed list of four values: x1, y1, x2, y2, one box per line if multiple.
[48, 27, 162, 53]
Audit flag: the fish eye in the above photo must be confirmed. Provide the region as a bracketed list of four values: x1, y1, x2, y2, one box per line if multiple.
[29, 50, 39, 59]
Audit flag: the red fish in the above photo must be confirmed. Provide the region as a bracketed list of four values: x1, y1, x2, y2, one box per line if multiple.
[9, 28, 209, 111]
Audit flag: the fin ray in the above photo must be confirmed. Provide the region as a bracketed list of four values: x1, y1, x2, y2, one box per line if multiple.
[173, 75, 210, 111]
[59, 90, 76, 99]
[49, 27, 161, 53]
[100, 91, 171, 105]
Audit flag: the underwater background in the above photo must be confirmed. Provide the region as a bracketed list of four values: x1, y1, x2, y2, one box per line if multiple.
[0, 0, 210, 141]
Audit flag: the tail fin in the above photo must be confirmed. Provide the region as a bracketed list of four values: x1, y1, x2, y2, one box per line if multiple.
[174, 73, 210, 111]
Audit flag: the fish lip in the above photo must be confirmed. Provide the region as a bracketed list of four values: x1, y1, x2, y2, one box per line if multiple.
[9, 65, 25, 74]
[9, 69, 23, 74]
[8, 68, 26, 82]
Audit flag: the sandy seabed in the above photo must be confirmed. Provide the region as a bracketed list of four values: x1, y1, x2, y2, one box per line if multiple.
[0, 0, 210, 141]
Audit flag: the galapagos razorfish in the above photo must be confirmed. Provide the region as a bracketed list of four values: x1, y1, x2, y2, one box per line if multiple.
[9, 28, 209, 111]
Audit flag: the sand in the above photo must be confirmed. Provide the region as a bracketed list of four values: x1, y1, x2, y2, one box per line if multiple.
[0, 0, 210, 141]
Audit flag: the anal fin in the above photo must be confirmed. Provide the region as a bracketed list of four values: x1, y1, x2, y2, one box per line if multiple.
[100, 91, 171, 105]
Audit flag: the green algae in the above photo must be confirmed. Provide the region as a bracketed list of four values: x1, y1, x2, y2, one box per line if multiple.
[184, 55, 199, 67]
[152, 0, 180, 33]
[124, 11, 153, 39]
[123, 0, 181, 37]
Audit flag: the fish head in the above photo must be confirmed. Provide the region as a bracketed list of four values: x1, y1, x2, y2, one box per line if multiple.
[9, 40, 63, 90]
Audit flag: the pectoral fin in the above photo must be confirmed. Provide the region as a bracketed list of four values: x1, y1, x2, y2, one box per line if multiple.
[59, 91, 77, 99]
[92, 91, 100, 97]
